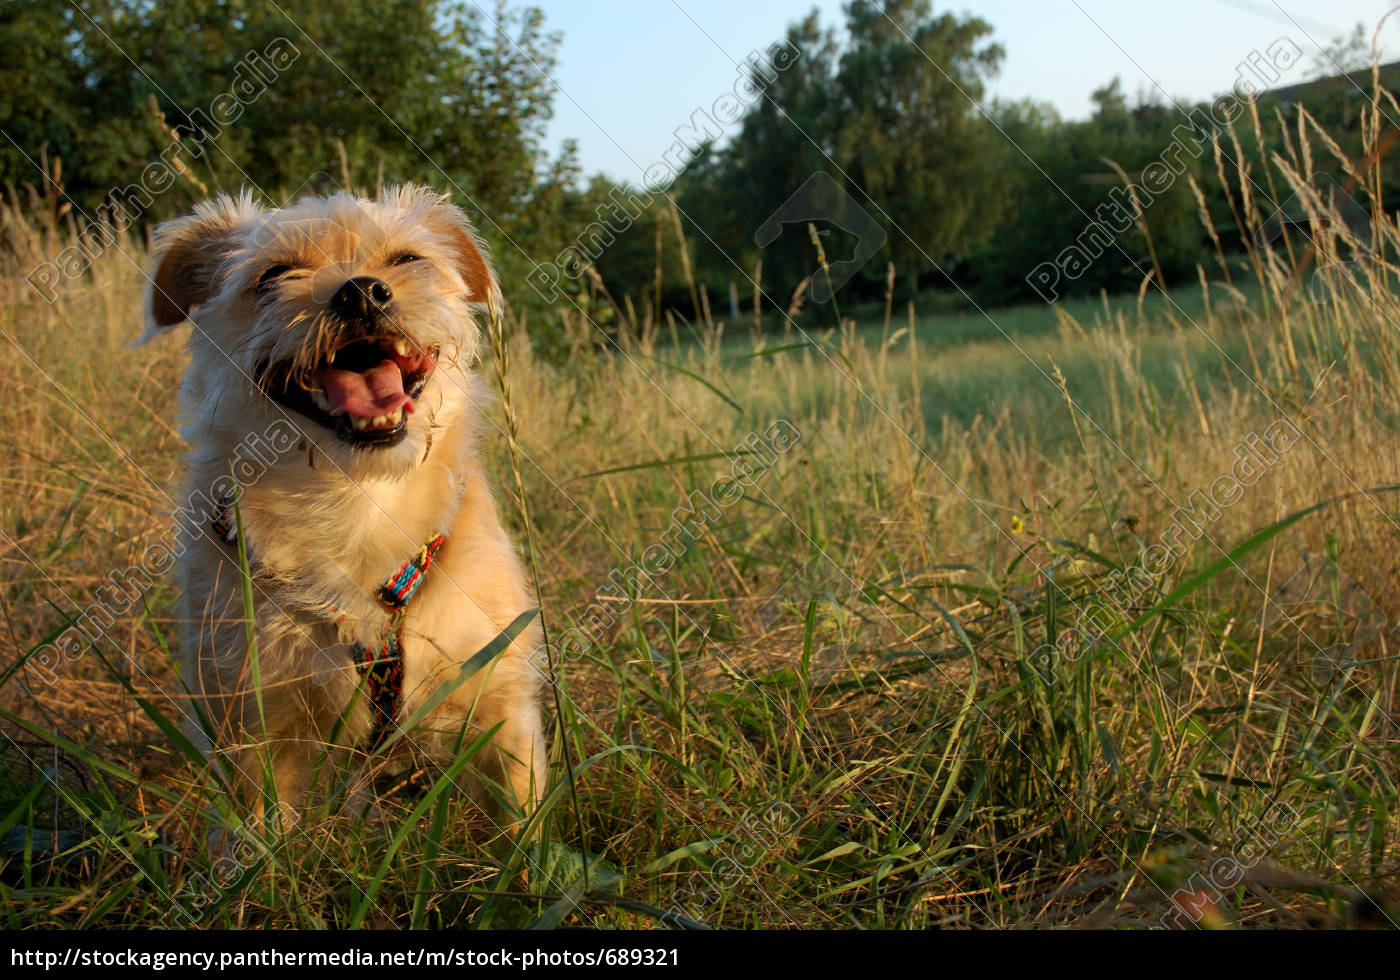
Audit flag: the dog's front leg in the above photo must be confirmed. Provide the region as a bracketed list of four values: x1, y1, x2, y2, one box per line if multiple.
[184, 583, 359, 821]
[495, 714, 548, 829]
[468, 685, 549, 835]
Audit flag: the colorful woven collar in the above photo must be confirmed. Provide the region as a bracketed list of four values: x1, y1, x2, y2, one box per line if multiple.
[208, 491, 448, 750]
[377, 535, 446, 609]
[353, 533, 446, 750]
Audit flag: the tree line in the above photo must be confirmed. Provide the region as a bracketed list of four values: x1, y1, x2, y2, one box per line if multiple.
[2, 0, 1392, 354]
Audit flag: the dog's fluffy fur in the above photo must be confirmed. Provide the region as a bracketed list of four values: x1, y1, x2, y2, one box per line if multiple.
[147, 186, 546, 824]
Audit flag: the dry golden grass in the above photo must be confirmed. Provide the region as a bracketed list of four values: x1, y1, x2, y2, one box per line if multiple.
[1, 113, 1399, 928]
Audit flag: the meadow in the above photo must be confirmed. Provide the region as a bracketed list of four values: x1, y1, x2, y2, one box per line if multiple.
[1, 118, 1399, 929]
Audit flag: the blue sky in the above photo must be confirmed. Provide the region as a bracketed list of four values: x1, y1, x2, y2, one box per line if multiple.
[534, 0, 1400, 182]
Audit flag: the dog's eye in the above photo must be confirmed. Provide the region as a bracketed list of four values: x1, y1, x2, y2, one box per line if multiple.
[391, 253, 423, 266]
[256, 265, 293, 292]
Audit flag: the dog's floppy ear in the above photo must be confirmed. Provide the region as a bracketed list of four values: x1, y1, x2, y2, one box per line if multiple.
[424, 201, 500, 310]
[143, 193, 256, 334]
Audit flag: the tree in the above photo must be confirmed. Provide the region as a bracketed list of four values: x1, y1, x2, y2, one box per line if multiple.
[1090, 77, 1131, 131]
[0, 1, 569, 245]
[681, 10, 841, 308]
[831, 0, 1005, 298]
[1309, 23, 1371, 78]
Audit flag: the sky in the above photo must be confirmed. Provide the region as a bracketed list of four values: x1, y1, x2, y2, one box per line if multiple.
[533, 0, 1400, 182]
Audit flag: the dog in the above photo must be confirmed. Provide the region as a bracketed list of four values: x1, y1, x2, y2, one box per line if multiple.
[144, 185, 547, 829]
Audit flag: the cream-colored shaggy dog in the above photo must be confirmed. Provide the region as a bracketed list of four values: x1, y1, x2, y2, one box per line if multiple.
[145, 186, 547, 827]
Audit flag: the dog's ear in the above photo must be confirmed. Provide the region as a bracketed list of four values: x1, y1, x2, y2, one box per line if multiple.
[424, 202, 500, 310]
[143, 194, 256, 335]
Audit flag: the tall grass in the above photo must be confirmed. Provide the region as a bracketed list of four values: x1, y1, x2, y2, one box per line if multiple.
[1, 99, 1399, 928]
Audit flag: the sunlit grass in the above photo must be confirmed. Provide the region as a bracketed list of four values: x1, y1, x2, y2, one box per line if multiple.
[2, 103, 1399, 928]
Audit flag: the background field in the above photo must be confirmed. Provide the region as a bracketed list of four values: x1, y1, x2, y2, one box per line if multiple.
[3, 90, 1400, 927]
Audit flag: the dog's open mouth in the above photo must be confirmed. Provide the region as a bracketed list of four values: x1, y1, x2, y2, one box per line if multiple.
[262, 337, 439, 446]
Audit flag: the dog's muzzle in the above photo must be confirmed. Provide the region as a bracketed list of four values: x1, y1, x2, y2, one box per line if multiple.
[258, 278, 439, 447]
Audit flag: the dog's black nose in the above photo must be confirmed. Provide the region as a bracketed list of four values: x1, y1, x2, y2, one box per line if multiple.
[330, 276, 393, 321]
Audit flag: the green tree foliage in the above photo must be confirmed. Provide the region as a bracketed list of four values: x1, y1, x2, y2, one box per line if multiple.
[965, 80, 1207, 305]
[591, 1, 1009, 320]
[0, 2, 575, 277]
[5, 0, 1398, 350]
[691, 11, 840, 299]
[591, 11, 843, 319]
[589, 6, 1399, 319]
[832, 0, 1003, 296]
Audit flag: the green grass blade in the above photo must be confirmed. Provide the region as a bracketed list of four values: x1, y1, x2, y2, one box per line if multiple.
[348, 722, 502, 928]
[373, 608, 538, 757]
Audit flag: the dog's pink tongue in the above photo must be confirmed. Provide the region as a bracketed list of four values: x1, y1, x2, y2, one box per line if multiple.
[317, 359, 411, 419]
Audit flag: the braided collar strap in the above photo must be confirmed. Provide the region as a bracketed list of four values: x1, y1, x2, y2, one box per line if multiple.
[206, 492, 448, 751]
[377, 534, 447, 608]
[356, 533, 446, 750]
[354, 628, 406, 749]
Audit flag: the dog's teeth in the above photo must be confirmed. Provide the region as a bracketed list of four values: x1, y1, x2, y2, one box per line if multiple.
[385, 408, 402, 425]
[352, 417, 368, 431]
[311, 390, 331, 412]
[371, 415, 387, 428]
[393, 338, 412, 356]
